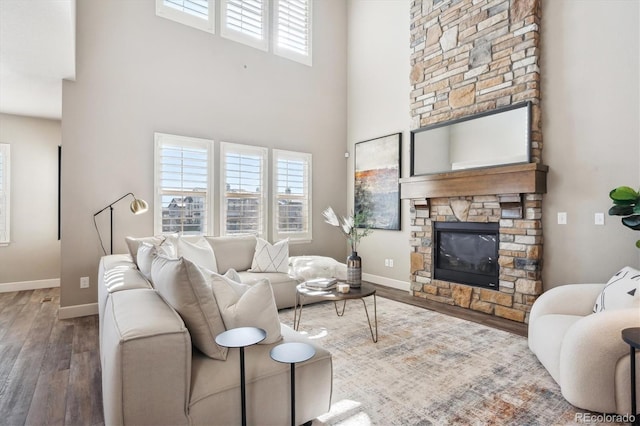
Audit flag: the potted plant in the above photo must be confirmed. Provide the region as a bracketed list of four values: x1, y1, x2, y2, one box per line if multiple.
[608, 186, 640, 249]
[322, 206, 372, 287]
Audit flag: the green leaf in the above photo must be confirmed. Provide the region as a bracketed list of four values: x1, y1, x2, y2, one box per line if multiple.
[636, 240, 640, 249]
[609, 205, 634, 216]
[610, 186, 639, 202]
[634, 203, 640, 214]
[622, 215, 640, 230]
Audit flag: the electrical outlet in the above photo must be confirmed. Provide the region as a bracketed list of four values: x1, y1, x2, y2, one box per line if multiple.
[557, 212, 567, 225]
[389, 259, 394, 268]
[80, 276, 90, 289]
[595, 212, 605, 225]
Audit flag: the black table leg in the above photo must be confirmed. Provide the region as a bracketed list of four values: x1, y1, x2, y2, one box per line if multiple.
[290, 363, 296, 426]
[240, 346, 247, 426]
[631, 345, 637, 426]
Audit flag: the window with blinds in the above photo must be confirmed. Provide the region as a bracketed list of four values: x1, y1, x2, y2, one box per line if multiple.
[220, 142, 268, 237]
[273, 149, 311, 242]
[154, 133, 213, 235]
[156, 0, 215, 33]
[221, 0, 269, 51]
[275, 0, 312, 66]
[0, 143, 10, 245]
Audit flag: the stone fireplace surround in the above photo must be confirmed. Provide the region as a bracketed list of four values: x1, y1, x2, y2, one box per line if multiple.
[405, 0, 545, 324]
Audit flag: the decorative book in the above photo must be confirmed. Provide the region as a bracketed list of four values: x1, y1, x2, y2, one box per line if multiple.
[304, 278, 337, 290]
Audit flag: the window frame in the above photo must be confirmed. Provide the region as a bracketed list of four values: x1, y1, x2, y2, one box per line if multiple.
[155, 0, 215, 34]
[154, 133, 214, 236]
[219, 142, 269, 238]
[220, 0, 269, 51]
[272, 149, 312, 243]
[274, 0, 312, 66]
[0, 143, 10, 246]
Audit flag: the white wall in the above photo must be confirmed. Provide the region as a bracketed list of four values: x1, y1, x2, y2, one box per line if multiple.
[542, 0, 640, 287]
[347, 0, 639, 292]
[0, 113, 61, 286]
[347, 0, 411, 290]
[61, 0, 348, 309]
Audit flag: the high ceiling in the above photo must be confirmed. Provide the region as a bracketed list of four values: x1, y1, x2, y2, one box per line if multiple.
[0, 0, 76, 120]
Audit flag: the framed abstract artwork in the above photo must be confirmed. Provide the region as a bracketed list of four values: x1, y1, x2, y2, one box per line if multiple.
[354, 133, 401, 230]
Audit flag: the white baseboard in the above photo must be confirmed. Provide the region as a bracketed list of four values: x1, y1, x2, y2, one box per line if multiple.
[58, 302, 99, 319]
[0, 278, 60, 293]
[362, 273, 411, 293]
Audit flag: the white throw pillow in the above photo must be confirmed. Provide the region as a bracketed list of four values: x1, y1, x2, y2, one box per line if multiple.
[137, 242, 176, 282]
[178, 237, 218, 273]
[125, 235, 166, 266]
[151, 256, 228, 360]
[208, 270, 282, 344]
[251, 238, 289, 273]
[593, 266, 640, 312]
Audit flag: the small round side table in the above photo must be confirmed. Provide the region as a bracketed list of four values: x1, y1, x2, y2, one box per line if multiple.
[621, 327, 640, 425]
[216, 327, 267, 426]
[270, 342, 316, 426]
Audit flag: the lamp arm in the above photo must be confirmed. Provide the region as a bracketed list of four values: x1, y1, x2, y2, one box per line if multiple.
[93, 192, 135, 217]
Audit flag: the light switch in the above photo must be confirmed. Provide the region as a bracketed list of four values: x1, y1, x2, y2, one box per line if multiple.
[595, 212, 605, 225]
[557, 212, 567, 225]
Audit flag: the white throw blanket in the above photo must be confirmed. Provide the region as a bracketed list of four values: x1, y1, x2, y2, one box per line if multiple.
[288, 256, 347, 281]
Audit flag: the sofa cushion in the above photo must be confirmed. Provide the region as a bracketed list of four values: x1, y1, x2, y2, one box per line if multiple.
[178, 236, 218, 273]
[206, 234, 257, 273]
[250, 238, 289, 273]
[593, 266, 640, 312]
[208, 270, 282, 344]
[151, 256, 228, 360]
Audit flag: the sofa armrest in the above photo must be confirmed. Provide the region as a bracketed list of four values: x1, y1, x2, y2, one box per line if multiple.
[529, 283, 605, 326]
[559, 308, 640, 414]
[101, 289, 192, 426]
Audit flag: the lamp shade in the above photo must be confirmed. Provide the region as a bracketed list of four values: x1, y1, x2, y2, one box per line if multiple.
[130, 198, 149, 215]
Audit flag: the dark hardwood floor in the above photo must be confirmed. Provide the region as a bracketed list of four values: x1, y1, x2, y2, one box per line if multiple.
[0, 284, 525, 425]
[372, 283, 528, 337]
[0, 288, 103, 426]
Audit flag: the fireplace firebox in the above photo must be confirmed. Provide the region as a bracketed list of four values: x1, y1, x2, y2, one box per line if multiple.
[433, 222, 499, 289]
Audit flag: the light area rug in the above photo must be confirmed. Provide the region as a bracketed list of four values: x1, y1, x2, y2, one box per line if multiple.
[279, 296, 619, 426]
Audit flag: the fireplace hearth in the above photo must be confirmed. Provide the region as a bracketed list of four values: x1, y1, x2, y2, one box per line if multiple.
[434, 222, 499, 289]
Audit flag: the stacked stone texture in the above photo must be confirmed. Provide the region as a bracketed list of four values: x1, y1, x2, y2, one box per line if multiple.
[408, 0, 542, 323]
[410, 0, 542, 163]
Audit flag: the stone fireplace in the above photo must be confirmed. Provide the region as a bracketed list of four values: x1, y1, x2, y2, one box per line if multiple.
[402, 0, 545, 324]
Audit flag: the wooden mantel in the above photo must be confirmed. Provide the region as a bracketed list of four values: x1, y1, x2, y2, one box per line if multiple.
[400, 163, 548, 199]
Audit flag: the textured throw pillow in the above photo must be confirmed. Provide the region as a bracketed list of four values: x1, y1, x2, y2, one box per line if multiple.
[178, 237, 218, 273]
[208, 270, 282, 344]
[125, 235, 166, 266]
[151, 256, 228, 360]
[137, 242, 176, 282]
[593, 266, 640, 312]
[251, 238, 289, 273]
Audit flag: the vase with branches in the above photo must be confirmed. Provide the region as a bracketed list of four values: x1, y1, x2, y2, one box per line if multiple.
[322, 206, 373, 287]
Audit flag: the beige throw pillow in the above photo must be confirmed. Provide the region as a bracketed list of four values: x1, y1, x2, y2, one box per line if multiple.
[208, 270, 282, 344]
[137, 242, 176, 282]
[250, 238, 289, 273]
[178, 237, 218, 273]
[151, 256, 228, 360]
[125, 235, 166, 266]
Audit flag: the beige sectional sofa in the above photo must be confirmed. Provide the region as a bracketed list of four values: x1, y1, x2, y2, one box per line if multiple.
[98, 234, 333, 425]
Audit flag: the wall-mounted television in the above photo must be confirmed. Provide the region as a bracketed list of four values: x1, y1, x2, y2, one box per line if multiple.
[410, 102, 531, 176]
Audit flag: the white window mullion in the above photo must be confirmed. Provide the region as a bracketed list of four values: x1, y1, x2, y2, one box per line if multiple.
[220, 142, 268, 238]
[272, 149, 311, 242]
[0, 143, 10, 245]
[221, 0, 269, 51]
[154, 133, 214, 235]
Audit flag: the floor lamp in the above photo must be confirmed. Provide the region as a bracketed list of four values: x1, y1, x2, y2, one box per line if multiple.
[93, 192, 148, 255]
